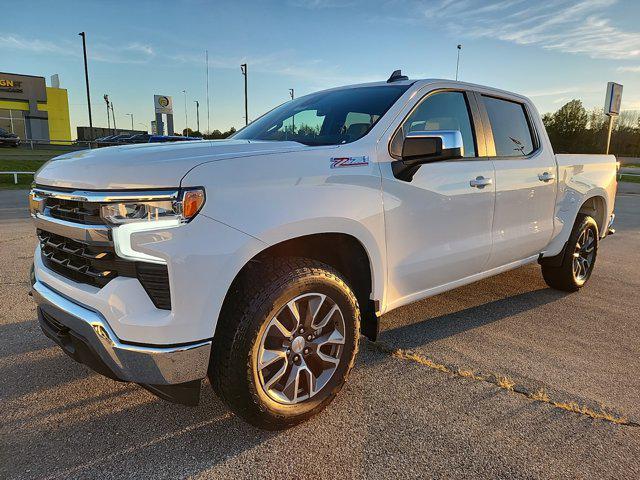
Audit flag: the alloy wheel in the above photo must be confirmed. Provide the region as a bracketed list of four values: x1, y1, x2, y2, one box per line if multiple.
[256, 293, 346, 405]
[572, 226, 596, 282]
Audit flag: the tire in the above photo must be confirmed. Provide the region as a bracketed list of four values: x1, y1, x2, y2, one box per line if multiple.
[209, 257, 360, 430]
[541, 214, 599, 292]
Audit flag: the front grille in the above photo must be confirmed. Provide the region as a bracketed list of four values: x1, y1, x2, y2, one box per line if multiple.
[46, 197, 104, 225]
[38, 229, 132, 287]
[38, 229, 171, 310]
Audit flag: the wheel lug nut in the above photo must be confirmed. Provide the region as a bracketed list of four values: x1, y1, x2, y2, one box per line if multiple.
[307, 335, 312, 341]
[304, 348, 310, 355]
[299, 327, 305, 333]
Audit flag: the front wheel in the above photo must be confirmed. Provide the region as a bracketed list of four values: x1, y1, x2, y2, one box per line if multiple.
[209, 257, 360, 430]
[541, 214, 599, 292]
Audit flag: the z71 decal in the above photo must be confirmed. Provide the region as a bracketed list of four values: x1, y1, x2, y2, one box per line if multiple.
[330, 156, 369, 169]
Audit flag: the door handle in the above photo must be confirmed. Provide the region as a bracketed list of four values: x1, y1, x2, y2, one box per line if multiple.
[538, 171, 556, 182]
[469, 176, 493, 189]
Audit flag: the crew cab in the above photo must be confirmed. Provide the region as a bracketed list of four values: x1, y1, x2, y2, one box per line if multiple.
[29, 72, 617, 429]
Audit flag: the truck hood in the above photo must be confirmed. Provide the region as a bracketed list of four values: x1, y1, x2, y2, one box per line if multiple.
[35, 140, 307, 190]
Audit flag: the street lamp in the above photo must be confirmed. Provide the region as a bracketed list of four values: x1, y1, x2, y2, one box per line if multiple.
[78, 32, 93, 140]
[103, 94, 111, 133]
[126, 113, 134, 131]
[455, 44, 462, 81]
[240, 63, 248, 126]
[194, 100, 200, 133]
[182, 89, 188, 135]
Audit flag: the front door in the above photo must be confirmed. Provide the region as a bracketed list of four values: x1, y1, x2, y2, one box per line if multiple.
[381, 90, 496, 310]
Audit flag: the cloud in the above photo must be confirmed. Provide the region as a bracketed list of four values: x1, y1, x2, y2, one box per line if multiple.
[167, 50, 379, 87]
[125, 43, 155, 56]
[287, 0, 357, 8]
[4, 34, 77, 56]
[415, 0, 640, 60]
[524, 84, 602, 97]
[1, 33, 155, 64]
[617, 65, 640, 73]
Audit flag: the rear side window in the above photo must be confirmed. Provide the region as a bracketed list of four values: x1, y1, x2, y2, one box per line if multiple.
[482, 96, 535, 157]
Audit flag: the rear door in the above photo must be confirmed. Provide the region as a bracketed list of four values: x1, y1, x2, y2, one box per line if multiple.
[476, 93, 557, 268]
[381, 89, 496, 310]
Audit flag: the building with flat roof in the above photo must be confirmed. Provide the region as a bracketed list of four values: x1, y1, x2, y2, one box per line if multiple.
[0, 72, 71, 144]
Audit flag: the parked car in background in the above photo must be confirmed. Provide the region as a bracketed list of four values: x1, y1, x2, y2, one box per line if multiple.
[29, 73, 618, 429]
[0, 127, 20, 147]
[148, 135, 203, 143]
[125, 133, 152, 143]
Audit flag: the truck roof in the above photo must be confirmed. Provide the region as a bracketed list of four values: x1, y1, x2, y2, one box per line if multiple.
[320, 77, 532, 105]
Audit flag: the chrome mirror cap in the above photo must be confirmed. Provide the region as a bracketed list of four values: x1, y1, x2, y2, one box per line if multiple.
[405, 130, 464, 156]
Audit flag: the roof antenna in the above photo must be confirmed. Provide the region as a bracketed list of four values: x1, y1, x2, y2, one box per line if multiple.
[387, 69, 408, 83]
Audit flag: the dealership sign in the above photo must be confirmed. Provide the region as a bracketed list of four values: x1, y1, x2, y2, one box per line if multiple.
[0, 72, 47, 103]
[0, 78, 23, 93]
[154, 95, 173, 114]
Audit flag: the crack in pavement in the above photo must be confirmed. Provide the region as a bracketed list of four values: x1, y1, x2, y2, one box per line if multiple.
[367, 339, 640, 428]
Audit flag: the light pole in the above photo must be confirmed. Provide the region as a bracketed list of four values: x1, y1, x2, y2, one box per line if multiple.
[103, 94, 111, 133]
[126, 113, 134, 131]
[111, 102, 117, 131]
[241, 63, 248, 126]
[206, 50, 210, 134]
[78, 32, 94, 140]
[289, 89, 295, 134]
[455, 44, 462, 81]
[194, 100, 200, 132]
[182, 89, 188, 135]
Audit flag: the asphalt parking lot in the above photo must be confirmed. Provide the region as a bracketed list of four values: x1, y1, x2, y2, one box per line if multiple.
[1, 187, 639, 479]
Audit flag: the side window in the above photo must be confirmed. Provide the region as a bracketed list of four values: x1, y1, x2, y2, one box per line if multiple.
[482, 96, 535, 157]
[390, 91, 477, 158]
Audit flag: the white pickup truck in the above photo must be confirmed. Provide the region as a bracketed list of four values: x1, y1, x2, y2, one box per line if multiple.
[29, 72, 617, 429]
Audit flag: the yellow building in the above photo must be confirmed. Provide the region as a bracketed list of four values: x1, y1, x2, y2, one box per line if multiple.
[0, 72, 71, 144]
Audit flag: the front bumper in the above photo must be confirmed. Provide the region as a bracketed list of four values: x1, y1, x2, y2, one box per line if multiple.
[32, 279, 212, 386]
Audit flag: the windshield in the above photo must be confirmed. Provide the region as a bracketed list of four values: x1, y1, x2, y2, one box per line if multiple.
[232, 85, 410, 146]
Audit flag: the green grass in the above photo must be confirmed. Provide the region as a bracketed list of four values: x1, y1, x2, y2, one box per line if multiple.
[0, 159, 48, 189]
[620, 174, 640, 184]
[0, 158, 48, 171]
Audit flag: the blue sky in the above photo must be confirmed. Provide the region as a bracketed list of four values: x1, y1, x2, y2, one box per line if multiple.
[2, 0, 640, 135]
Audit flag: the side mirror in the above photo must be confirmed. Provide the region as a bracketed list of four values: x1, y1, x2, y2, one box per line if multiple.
[392, 130, 464, 181]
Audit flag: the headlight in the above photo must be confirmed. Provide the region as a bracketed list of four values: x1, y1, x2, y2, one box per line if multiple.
[100, 188, 205, 225]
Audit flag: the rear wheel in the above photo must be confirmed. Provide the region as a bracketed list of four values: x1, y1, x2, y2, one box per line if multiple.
[209, 257, 360, 430]
[541, 214, 598, 292]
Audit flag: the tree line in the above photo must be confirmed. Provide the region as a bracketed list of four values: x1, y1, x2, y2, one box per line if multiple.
[181, 127, 237, 139]
[542, 100, 640, 157]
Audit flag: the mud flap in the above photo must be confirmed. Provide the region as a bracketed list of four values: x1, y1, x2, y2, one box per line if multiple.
[360, 307, 380, 341]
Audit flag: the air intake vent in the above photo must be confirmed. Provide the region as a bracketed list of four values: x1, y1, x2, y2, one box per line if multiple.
[137, 263, 171, 310]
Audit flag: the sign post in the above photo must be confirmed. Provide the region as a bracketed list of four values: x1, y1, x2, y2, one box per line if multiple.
[604, 82, 623, 154]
